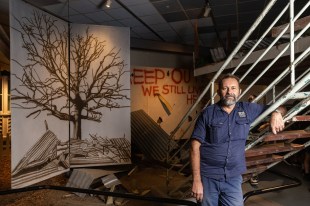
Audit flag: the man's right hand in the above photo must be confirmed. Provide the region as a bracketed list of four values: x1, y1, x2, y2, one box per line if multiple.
[192, 180, 203, 202]
[190, 139, 203, 202]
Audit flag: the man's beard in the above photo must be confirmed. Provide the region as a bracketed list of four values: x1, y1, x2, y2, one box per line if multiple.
[221, 94, 238, 106]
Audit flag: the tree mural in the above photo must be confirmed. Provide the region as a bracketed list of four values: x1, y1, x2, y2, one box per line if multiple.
[12, 10, 130, 140]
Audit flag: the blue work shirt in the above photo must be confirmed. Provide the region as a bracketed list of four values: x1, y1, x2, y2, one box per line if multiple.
[191, 102, 267, 179]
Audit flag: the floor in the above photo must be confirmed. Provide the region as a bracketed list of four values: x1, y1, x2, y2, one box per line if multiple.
[243, 161, 310, 206]
[1, 150, 310, 206]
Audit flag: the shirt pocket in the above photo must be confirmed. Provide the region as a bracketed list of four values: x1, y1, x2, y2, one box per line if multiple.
[208, 121, 226, 144]
[234, 118, 250, 140]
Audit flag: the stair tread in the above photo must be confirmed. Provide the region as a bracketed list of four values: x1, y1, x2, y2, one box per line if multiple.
[246, 154, 283, 166]
[263, 130, 310, 141]
[243, 165, 267, 174]
[292, 115, 310, 122]
[245, 143, 304, 157]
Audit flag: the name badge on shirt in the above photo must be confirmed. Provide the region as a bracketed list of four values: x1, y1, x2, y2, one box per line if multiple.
[238, 111, 246, 118]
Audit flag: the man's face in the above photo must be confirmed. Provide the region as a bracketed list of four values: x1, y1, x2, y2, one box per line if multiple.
[218, 77, 241, 106]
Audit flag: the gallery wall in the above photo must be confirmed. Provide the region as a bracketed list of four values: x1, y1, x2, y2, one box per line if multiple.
[131, 66, 205, 140]
[10, 0, 130, 188]
[8, 0, 271, 190]
[131, 50, 193, 69]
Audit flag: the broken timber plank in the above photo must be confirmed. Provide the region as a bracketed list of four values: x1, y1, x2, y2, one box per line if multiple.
[271, 16, 310, 37]
[263, 130, 310, 141]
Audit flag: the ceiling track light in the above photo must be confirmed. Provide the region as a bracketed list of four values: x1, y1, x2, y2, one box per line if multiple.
[203, 3, 211, 17]
[97, 0, 112, 9]
[105, 0, 112, 8]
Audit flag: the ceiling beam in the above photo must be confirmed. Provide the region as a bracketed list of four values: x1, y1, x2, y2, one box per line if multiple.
[131, 38, 194, 55]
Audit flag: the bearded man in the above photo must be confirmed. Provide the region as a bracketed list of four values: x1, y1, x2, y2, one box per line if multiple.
[190, 73, 286, 206]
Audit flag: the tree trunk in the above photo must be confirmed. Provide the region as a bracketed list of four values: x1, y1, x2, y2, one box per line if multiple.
[72, 94, 83, 140]
[72, 110, 82, 140]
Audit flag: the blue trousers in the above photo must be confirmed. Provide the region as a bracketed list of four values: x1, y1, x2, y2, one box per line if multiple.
[198, 175, 244, 206]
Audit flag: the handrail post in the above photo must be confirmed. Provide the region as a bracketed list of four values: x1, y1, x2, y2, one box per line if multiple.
[211, 81, 215, 104]
[272, 86, 276, 103]
[290, 0, 295, 87]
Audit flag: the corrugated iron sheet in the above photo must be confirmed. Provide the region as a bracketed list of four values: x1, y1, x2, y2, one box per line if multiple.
[66, 168, 118, 197]
[131, 110, 177, 162]
[12, 130, 59, 177]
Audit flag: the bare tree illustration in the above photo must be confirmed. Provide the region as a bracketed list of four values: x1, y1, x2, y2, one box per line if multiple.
[12, 10, 130, 140]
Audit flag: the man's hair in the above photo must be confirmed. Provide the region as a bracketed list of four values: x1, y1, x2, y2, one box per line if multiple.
[218, 73, 240, 89]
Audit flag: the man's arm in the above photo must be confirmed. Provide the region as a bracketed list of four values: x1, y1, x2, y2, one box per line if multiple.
[270, 106, 287, 134]
[190, 139, 203, 202]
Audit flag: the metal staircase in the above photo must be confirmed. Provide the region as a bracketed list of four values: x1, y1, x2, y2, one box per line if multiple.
[166, 0, 310, 199]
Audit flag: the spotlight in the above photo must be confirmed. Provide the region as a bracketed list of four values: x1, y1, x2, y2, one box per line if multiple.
[105, 0, 112, 8]
[203, 3, 211, 17]
[97, 0, 112, 9]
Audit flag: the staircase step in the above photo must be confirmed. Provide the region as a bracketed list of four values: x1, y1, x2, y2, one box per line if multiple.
[245, 143, 304, 157]
[246, 154, 283, 167]
[291, 115, 310, 121]
[243, 165, 267, 174]
[263, 130, 310, 141]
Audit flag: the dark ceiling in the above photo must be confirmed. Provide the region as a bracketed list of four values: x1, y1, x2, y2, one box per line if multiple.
[0, 0, 309, 71]
[4, 0, 307, 49]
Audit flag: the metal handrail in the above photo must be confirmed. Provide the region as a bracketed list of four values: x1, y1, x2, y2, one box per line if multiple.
[239, 2, 310, 101]
[0, 185, 197, 206]
[254, 50, 310, 105]
[169, 0, 279, 140]
[232, 2, 290, 75]
[166, 0, 310, 196]
[246, 68, 310, 150]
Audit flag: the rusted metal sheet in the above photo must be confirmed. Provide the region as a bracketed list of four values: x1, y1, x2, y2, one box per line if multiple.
[263, 130, 310, 141]
[66, 168, 120, 197]
[245, 143, 304, 157]
[246, 154, 283, 167]
[131, 110, 177, 162]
